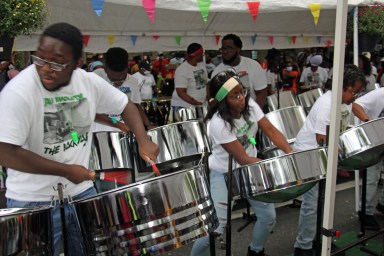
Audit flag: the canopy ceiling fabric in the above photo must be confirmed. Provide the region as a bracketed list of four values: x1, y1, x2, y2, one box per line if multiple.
[13, 0, 382, 52]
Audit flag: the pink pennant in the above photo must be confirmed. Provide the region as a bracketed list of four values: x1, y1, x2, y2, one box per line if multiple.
[268, 36, 274, 45]
[292, 36, 296, 45]
[82, 35, 90, 47]
[215, 35, 220, 45]
[247, 1, 260, 23]
[152, 35, 160, 40]
[142, 0, 156, 23]
[326, 39, 333, 47]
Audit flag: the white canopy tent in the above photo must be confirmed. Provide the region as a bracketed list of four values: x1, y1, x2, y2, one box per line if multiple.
[13, 0, 377, 53]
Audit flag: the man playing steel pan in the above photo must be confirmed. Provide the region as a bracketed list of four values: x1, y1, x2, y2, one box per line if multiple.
[292, 64, 366, 256]
[0, 22, 159, 256]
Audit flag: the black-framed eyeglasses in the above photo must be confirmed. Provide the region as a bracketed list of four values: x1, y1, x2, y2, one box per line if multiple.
[230, 88, 248, 102]
[31, 55, 70, 72]
[348, 87, 364, 98]
[219, 46, 237, 52]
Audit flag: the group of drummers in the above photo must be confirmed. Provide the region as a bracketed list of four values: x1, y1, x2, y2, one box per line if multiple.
[0, 22, 383, 256]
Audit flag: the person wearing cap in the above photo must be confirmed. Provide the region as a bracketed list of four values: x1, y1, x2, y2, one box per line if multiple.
[132, 60, 157, 101]
[88, 60, 104, 72]
[299, 55, 329, 92]
[170, 43, 208, 110]
[211, 34, 268, 110]
[93, 47, 155, 131]
[190, 70, 292, 256]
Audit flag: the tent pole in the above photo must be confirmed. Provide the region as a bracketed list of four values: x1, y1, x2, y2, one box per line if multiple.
[321, 0, 348, 255]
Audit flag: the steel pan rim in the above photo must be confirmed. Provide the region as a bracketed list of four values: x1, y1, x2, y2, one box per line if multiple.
[265, 105, 305, 117]
[340, 117, 384, 135]
[0, 206, 52, 217]
[147, 119, 202, 132]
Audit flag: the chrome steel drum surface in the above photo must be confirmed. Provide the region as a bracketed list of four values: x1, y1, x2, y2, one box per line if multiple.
[261, 106, 306, 158]
[267, 91, 300, 112]
[228, 148, 327, 203]
[0, 207, 52, 255]
[72, 165, 218, 256]
[145, 120, 211, 173]
[297, 88, 323, 114]
[339, 117, 384, 170]
[90, 131, 135, 172]
[177, 106, 207, 122]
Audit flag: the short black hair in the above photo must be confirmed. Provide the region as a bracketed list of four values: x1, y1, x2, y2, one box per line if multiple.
[42, 22, 83, 61]
[187, 43, 203, 55]
[222, 34, 243, 49]
[343, 64, 367, 90]
[105, 47, 128, 72]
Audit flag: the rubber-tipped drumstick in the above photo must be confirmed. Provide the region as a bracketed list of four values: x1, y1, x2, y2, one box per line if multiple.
[143, 155, 162, 176]
[95, 171, 131, 185]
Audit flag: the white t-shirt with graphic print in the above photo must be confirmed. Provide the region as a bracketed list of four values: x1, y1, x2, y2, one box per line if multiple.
[0, 66, 128, 201]
[293, 90, 351, 151]
[208, 98, 264, 173]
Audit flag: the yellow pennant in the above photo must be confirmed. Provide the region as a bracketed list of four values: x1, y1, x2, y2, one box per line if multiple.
[107, 35, 115, 46]
[309, 3, 321, 26]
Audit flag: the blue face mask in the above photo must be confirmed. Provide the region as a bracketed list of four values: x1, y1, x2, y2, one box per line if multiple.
[286, 66, 293, 72]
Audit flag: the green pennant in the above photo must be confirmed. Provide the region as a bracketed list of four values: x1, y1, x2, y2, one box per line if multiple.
[197, 0, 211, 23]
[175, 36, 182, 45]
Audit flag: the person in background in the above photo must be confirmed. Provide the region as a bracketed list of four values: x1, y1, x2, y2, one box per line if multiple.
[281, 58, 300, 94]
[170, 52, 184, 66]
[133, 60, 157, 101]
[293, 64, 366, 256]
[93, 47, 155, 131]
[211, 34, 268, 110]
[352, 88, 384, 231]
[299, 55, 328, 92]
[88, 60, 104, 72]
[205, 52, 216, 78]
[0, 22, 159, 256]
[190, 70, 292, 256]
[358, 54, 376, 92]
[265, 48, 282, 95]
[130, 55, 141, 75]
[170, 43, 208, 111]
[0, 60, 11, 91]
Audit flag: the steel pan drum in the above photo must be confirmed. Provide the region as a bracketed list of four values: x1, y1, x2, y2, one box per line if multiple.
[144, 120, 211, 173]
[261, 106, 306, 159]
[338, 117, 384, 170]
[72, 165, 218, 255]
[267, 90, 300, 112]
[0, 207, 52, 255]
[228, 148, 327, 203]
[297, 88, 323, 114]
[177, 106, 207, 122]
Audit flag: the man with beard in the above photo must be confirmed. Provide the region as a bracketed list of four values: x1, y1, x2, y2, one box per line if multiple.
[211, 34, 268, 110]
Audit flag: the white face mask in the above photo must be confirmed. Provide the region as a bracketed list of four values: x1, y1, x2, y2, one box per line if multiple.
[143, 70, 151, 75]
[286, 66, 293, 72]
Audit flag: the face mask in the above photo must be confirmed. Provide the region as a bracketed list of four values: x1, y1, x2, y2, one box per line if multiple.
[144, 70, 151, 75]
[286, 66, 293, 72]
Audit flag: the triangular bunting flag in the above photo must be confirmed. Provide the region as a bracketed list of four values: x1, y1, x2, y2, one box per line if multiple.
[304, 36, 311, 44]
[90, 0, 105, 16]
[247, 2, 260, 23]
[292, 36, 296, 45]
[175, 36, 182, 45]
[142, 0, 156, 23]
[215, 35, 220, 45]
[130, 35, 138, 46]
[107, 35, 115, 46]
[317, 36, 322, 44]
[287, 37, 292, 44]
[197, 0, 211, 23]
[251, 35, 257, 45]
[326, 39, 333, 47]
[309, 3, 321, 26]
[82, 35, 90, 47]
[268, 36, 274, 45]
[152, 35, 160, 40]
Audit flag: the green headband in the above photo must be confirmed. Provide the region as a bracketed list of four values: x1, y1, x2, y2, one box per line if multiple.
[215, 77, 239, 102]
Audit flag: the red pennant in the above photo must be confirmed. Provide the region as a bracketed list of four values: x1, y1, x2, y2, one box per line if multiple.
[292, 36, 296, 45]
[152, 35, 160, 40]
[326, 39, 333, 47]
[268, 36, 274, 45]
[82, 35, 90, 47]
[247, 2, 260, 23]
[215, 35, 220, 45]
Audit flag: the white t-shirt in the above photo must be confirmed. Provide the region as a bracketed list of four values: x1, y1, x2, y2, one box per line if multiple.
[208, 99, 264, 173]
[171, 61, 208, 107]
[212, 56, 267, 101]
[354, 87, 384, 119]
[0, 65, 128, 201]
[266, 70, 279, 92]
[293, 91, 351, 151]
[365, 74, 377, 92]
[299, 66, 329, 88]
[93, 68, 141, 132]
[133, 72, 156, 100]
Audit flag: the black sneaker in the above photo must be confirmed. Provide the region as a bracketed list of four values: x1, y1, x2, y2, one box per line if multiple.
[358, 211, 381, 231]
[377, 203, 384, 215]
[247, 247, 268, 256]
[294, 247, 313, 256]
